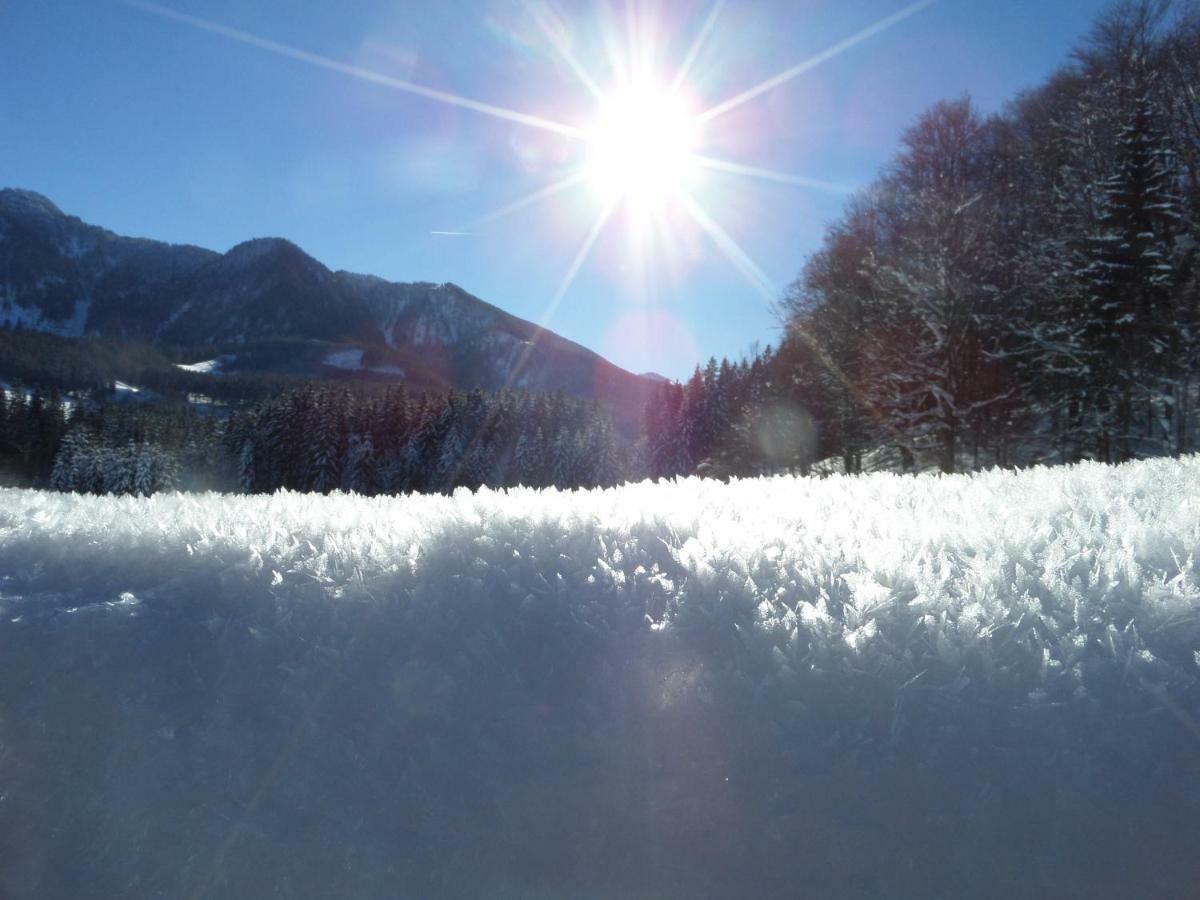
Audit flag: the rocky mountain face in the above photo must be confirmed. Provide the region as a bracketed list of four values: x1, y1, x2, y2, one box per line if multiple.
[0, 188, 655, 423]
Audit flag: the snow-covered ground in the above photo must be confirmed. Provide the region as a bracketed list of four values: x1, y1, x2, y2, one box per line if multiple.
[1, 458, 1198, 898]
[322, 347, 405, 377]
[175, 354, 234, 374]
[0, 295, 90, 336]
[322, 347, 364, 370]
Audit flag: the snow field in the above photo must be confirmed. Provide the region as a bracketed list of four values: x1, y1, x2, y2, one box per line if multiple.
[1, 458, 1199, 897]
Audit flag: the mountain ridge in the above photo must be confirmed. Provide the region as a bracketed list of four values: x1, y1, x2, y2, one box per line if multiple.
[0, 188, 656, 425]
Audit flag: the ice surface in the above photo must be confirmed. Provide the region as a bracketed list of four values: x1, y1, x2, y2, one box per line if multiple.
[1, 457, 1198, 898]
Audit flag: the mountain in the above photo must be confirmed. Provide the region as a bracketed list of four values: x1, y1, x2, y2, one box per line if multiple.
[0, 188, 656, 425]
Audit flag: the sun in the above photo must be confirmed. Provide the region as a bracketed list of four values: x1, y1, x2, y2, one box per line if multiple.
[585, 83, 699, 215]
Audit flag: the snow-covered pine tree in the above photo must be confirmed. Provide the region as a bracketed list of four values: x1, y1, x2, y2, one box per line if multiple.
[132, 443, 178, 496]
[307, 390, 346, 493]
[343, 432, 380, 495]
[513, 425, 547, 487]
[550, 426, 578, 487]
[50, 428, 94, 492]
[278, 386, 316, 490]
[376, 386, 412, 462]
[104, 444, 136, 495]
[587, 418, 621, 487]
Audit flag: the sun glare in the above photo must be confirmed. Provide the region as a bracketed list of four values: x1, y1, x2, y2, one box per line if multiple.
[585, 84, 699, 214]
[125, 0, 937, 338]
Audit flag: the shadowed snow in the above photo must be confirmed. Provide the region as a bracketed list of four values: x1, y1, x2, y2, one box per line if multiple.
[0, 458, 1198, 898]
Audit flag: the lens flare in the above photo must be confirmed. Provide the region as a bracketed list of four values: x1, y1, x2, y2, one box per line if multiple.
[585, 84, 699, 215]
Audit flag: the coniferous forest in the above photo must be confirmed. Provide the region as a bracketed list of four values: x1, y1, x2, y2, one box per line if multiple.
[4, 1, 1200, 494]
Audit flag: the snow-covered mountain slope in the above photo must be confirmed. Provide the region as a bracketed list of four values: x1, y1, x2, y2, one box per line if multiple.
[0, 188, 656, 421]
[1, 457, 1198, 898]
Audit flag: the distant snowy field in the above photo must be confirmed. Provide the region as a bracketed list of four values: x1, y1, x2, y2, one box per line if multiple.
[2, 459, 1199, 898]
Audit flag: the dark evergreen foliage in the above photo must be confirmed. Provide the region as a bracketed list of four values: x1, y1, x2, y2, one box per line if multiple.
[11, 380, 629, 496]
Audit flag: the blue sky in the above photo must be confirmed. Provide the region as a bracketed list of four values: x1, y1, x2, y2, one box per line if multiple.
[2, 0, 1114, 378]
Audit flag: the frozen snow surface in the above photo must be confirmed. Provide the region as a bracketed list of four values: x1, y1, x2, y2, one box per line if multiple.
[1, 458, 1199, 898]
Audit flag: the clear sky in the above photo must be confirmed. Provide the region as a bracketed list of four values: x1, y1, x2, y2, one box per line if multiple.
[1, 0, 1116, 379]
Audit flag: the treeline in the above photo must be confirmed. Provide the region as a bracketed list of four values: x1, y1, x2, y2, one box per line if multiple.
[32, 384, 629, 496]
[224, 385, 627, 494]
[640, 353, 829, 479]
[645, 0, 1200, 477]
[0, 327, 328, 404]
[0, 386, 69, 486]
[49, 398, 227, 495]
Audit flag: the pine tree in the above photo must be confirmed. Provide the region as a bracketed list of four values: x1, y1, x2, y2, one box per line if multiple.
[50, 428, 93, 492]
[308, 391, 346, 493]
[343, 433, 380, 495]
[679, 368, 706, 471]
[550, 426, 578, 487]
[132, 444, 178, 496]
[513, 426, 546, 487]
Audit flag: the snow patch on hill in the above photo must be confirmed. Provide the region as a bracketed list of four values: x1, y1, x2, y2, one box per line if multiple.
[0, 296, 90, 336]
[322, 347, 364, 370]
[175, 355, 232, 374]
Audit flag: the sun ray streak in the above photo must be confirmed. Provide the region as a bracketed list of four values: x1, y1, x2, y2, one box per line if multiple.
[677, 191, 776, 302]
[503, 202, 617, 393]
[120, 0, 587, 140]
[526, 1, 604, 100]
[692, 155, 853, 195]
[548, 201, 617, 325]
[672, 0, 725, 92]
[697, 0, 936, 124]
[469, 169, 589, 229]
[445, 202, 613, 488]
